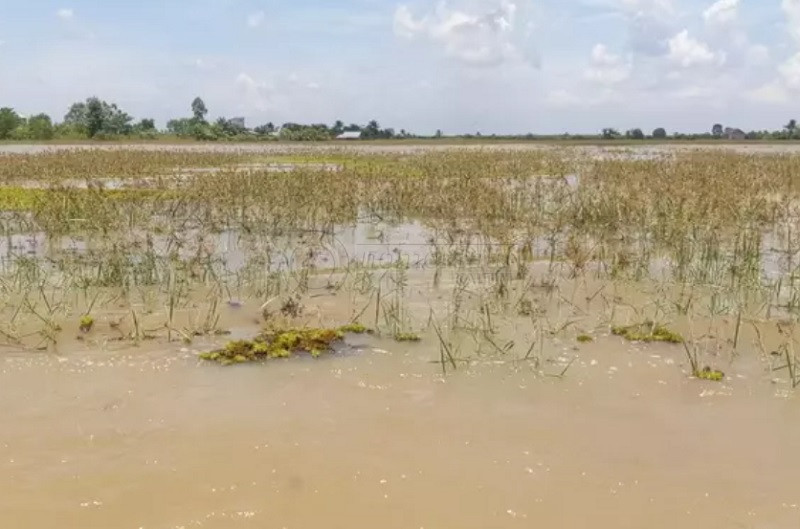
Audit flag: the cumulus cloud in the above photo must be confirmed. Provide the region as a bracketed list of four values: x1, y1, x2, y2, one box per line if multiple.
[748, 81, 790, 104]
[618, 0, 677, 56]
[56, 8, 74, 20]
[247, 11, 265, 28]
[737, 2, 800, 103]
[667, 30, 724, 68]
[584, 44, 631, 85]
[778, 52, 800, 89]
[784, 0, 800, 42]
[703, 0, 738, 26]
[235, 73, 273, 111]
[393, 1, 532, 67]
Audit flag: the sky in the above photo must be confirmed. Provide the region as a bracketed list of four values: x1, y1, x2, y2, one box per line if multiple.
[0, 0, 798, 134]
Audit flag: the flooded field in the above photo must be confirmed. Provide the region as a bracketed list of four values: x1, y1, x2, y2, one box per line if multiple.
[1, 144, 800, 528]
[2, 332, 799, 529]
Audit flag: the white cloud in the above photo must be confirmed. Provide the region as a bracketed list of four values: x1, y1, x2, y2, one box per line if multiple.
[703, 0, 738, 26]
[235, 73, 273, 111]
[618, 0, 676, 56]
[247, 11, 265, 28]
[745, 44, 769, 65]
[748, 81, 790, 104]
[730, 5, 796, 104]
[618, 0, 675, 13]
[584, 44, 631, 85]
[56, 8, 74, 20]
[192, 57, 222, 71]
[784, 0, 800, 42]
[667, 30, 724, 68]
[669, 85, 715, 99]
[393, 1, 531, 67]
[545, 86, 620, 109]
[394, 5, 425, 38]
[545, 89, 581, 108]
[779, 52, 800, 89]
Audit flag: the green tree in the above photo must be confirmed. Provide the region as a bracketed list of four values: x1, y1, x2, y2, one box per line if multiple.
[64, 97, 132, 137]
[167, 118, 194, 136]
[0, 107, 22, 139]
[85, 97, 106, 137]
[361, 120, 381, 139]
[104, 103, 133, 135]
[137, 118, 156, 131]
[626, 128, 645, 140]
[602, 128, 621, 140]
[652, 127, 667, 139]
[28, 114, 54, 140]
[254, 122, 276, 135]
[191, 97, 208, 122]
[784, 119, 797, 139]
[64, 102, 87, 126]
[712, 123, 723, 137]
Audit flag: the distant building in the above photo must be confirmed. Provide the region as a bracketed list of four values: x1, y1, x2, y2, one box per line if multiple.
[336, 131, 361, 140]
[229, 117, 246, 129]
[724, 127, 746, 140]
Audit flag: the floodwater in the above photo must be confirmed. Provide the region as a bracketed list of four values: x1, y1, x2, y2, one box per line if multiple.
[2, 143, 800, 528]
[2, 328, 799, 529]
[2, 268, 800, 529]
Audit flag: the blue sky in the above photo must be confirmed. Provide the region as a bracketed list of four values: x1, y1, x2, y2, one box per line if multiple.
[0, 0, 798, 134]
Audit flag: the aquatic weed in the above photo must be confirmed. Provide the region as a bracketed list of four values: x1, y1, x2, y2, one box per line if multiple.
[611, 321, 683, 344]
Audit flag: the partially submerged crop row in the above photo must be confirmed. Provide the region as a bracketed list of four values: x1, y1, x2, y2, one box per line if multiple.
[0, 147, 799, 387]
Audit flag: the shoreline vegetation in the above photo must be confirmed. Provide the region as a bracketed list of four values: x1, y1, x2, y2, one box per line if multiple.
[4, 96, 800, 143]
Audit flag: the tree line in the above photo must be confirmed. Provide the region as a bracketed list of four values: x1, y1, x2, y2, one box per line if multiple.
[3, 95, 800, 142]
[0, 96, 410, 141]
[598, 122, 800, 141]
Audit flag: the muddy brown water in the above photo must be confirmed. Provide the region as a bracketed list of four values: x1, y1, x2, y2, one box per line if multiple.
[2, 318, 799, 528]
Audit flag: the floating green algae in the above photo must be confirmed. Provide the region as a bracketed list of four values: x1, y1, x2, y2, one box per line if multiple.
[79, 315, 95, 333]
[694, 366, 725, 382]
[199, 324, 369, 366]
[611, 321, 683, 344]
[393, 332, 422, 343]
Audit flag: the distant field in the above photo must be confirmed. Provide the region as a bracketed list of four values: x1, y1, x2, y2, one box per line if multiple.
[5, 139, 800, 155]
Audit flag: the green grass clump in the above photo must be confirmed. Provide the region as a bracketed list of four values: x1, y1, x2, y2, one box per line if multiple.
[611, 321, 683, 343]
[394, 332, 421, 342]
[576, 334, 594, 343]
[79, 315, 95, 333]
[339, 322, 370, 334]
[694, 367, 725, 382]
[200, 324, 369, 365]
